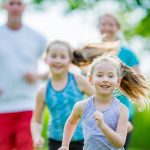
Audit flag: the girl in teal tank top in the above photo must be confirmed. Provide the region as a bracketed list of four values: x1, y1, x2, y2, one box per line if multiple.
[31, 40, 93, 150]
[46, 72, 84, 141]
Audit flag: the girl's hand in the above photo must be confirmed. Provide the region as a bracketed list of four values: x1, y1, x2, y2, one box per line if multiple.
[33, 136, 44, 149]
[94, 111, 104, 127]
[24, 73, 39, 84]
[58, 146, 69, 150]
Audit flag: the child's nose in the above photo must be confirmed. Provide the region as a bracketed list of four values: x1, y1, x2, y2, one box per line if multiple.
[55, 57, 62, 63]
[102, 77, 109, 82]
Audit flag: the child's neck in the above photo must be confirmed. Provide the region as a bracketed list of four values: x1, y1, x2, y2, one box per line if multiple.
[51, 71, 69, 91]
[51, 71, 68, 81]
[94, 93, 113, 111]
[95, 93, 113, 104]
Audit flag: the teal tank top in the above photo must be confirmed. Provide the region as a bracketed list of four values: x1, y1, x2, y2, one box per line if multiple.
[45, 72, 84, 141]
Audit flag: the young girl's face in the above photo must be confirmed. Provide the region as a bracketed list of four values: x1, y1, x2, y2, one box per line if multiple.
[46, 43, 71, 74]
[91, 61, 119, 96]
[99, 16, 119, 41]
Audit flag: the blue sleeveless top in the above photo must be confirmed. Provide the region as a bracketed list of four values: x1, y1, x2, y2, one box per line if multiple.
[81, 96, 124, 150]
[45, 72, 84, 141]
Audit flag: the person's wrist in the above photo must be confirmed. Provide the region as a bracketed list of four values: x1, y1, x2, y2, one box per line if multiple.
[98, 120, 105, 129]
[60, 145, 69, 150]
[61, 144, 69, 148]
[62, 145, 68, 147]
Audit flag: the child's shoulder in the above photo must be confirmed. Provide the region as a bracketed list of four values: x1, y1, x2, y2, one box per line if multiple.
[116, 98, 129, 114]
[73, 72, 87, 81]
[120, 102, 128, 112]
[37, 83, 47, 100]
[74, 99, 89, 116]
[76, 99, 89, 107]
[73, 73, 89, 89]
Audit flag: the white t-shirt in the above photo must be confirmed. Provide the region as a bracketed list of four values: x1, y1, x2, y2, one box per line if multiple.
[0, 25, 47, 113]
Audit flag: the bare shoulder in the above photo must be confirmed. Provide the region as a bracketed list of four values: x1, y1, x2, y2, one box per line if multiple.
[119, 102, 129, 115]
[37, 83, 47, 102]
[73, 73, 87, 91]
[74, 73, 88, 84]
[73, 73, 93, 96]
[74, 99, 89, 117]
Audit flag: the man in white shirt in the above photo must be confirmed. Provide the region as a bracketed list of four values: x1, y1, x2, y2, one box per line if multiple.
[0, 0, 47, 149]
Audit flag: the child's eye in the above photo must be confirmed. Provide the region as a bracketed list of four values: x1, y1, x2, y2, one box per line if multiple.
[51, 55, 57, 58]
[109, 75, 114, 78]
[97, 74, 102, 77]
[61, 55, 66, 59]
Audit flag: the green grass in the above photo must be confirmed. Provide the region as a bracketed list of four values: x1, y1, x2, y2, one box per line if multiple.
[129, 109, 150, 149]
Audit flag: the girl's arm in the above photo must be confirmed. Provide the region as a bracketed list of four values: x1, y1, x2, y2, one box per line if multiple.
[31, 84, 46, 148]
[74, 74, 94, 96]
[127, 121, 133, 133]
[94, 104, 128, 148]
[59, 101, 86, 149]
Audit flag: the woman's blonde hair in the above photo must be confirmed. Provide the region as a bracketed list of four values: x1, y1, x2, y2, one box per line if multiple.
[89, 55, 150, 111]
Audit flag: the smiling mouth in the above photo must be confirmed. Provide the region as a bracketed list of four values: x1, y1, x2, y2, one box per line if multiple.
[52, 65, 63, 69]
[100, 85, 110, 88]
[53, 67, 63, 70]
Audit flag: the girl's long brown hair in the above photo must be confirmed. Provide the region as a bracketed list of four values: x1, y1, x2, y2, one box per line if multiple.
[72, 41, 120, 67]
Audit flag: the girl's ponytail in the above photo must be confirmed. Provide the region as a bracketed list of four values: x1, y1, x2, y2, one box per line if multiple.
[119, 62, 149, 110]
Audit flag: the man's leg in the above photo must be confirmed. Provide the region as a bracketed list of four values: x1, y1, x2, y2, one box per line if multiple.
[16, 111, 33, 150]
[0, 113, 16, 150]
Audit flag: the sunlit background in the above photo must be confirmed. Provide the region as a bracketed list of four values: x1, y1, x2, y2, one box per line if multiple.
[0, 0, 150, 149]
[1, 0, 150, 74]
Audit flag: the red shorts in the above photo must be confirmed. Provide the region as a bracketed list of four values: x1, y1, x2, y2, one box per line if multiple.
[0, 111, 33, 150]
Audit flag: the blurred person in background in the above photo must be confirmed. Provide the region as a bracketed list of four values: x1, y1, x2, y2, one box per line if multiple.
[99, 14, 140, 73]
[0, 0, 46, 149]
